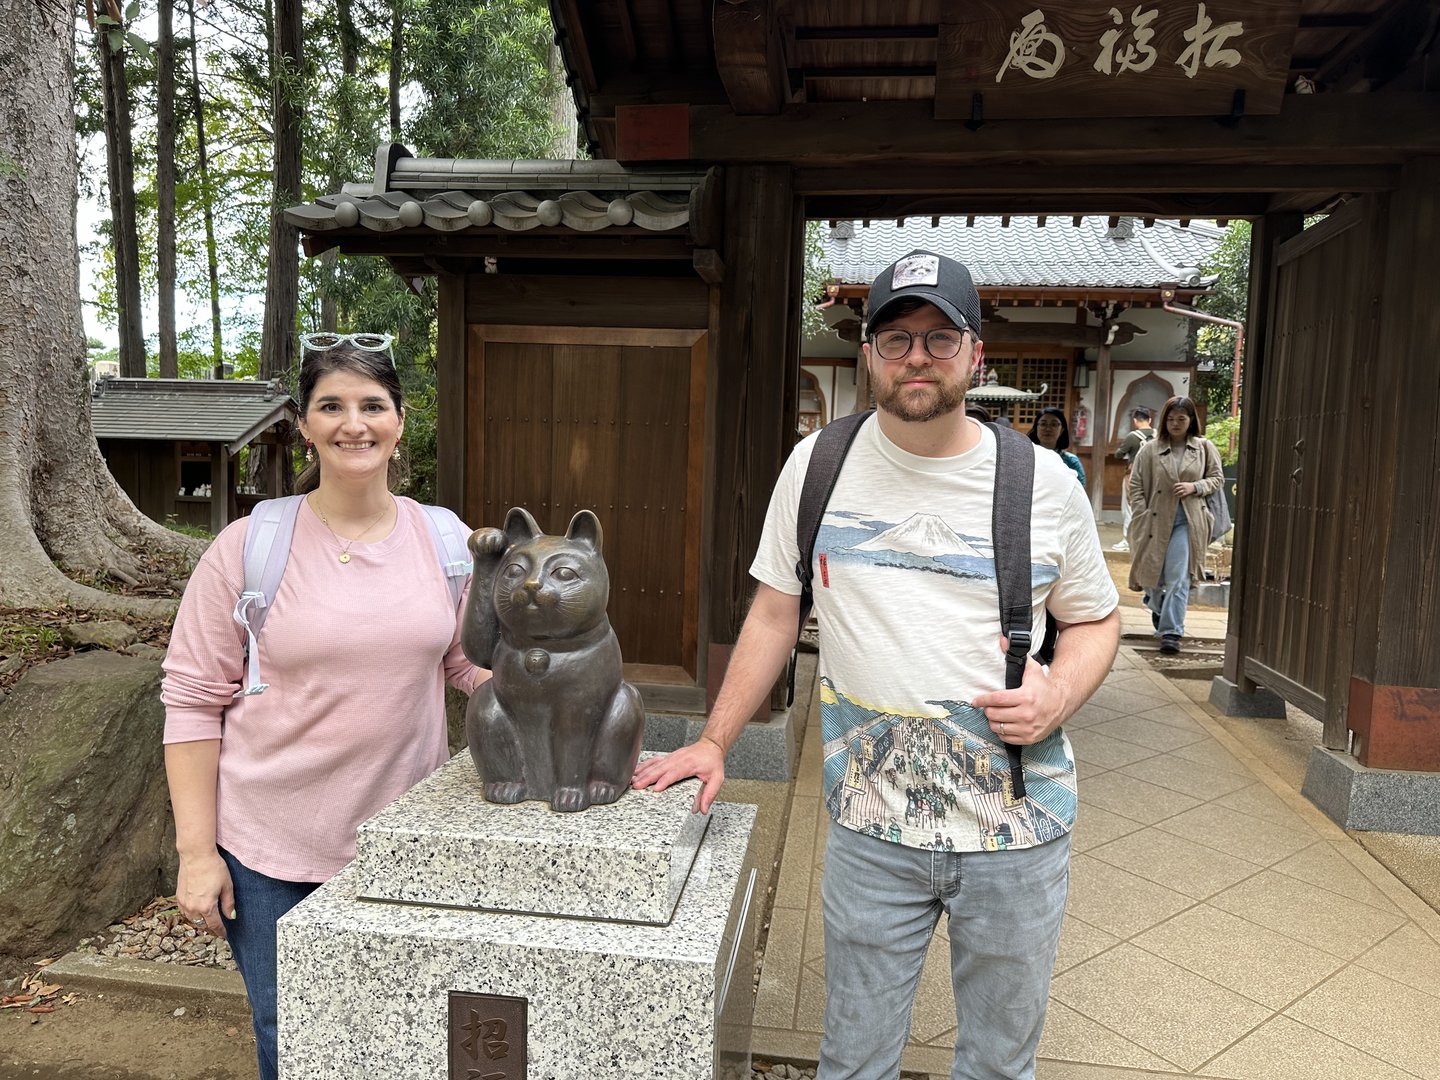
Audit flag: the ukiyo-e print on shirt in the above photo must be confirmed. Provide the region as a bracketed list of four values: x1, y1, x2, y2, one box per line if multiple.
[751, 419, 1117, 854]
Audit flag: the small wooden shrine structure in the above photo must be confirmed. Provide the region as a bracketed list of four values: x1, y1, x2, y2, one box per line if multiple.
[91, 377, 297, 533]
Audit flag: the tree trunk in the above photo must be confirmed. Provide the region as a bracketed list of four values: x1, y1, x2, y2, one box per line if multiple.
[318, 0, 360, 334]
[98, 28, 145, 378]
[0, 0, 200, 616]
[259, 0, 302, 384]
[547, 39, 576, 158]
[188, 0, 224, 376]
[389, 0, 402, 140]
[156, 0, 179, 378]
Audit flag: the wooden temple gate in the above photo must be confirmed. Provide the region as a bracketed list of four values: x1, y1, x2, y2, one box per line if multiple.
[287, 1, 1440, 818]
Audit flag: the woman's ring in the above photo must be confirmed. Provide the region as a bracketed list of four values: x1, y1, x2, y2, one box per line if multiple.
[999, 722, 1007, 738]
[190, 915, 205, 926]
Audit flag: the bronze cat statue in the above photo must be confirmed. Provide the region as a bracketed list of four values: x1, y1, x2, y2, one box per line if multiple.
[461, 507, 645, 812]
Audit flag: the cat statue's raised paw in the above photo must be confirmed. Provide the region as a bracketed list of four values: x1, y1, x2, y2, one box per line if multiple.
[461, 507, 644, 812]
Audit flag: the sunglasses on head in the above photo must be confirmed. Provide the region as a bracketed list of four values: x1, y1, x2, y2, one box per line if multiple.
[299, 332, 395, 364]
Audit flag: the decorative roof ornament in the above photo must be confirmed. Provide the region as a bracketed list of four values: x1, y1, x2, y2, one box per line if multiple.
[967, 369, 1048, 402]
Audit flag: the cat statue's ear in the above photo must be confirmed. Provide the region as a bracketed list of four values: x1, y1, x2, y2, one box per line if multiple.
[564, 509, 603, 552]
[503, 507, 542, 549]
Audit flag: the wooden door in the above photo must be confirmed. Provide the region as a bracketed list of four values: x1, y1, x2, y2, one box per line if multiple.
[466, 325, 706, 679]
[1239, 201, 1382, 724]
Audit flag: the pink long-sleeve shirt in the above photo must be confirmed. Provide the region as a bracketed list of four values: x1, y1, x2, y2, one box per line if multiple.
[162, 496, 481, 882]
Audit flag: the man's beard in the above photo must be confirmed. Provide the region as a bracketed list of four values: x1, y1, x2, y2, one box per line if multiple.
[872, 367, 968, 422]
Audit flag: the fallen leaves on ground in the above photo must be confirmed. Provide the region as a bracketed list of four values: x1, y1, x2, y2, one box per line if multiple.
[1, 964, 76, 1014]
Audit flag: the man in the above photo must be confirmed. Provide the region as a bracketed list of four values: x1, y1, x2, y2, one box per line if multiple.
[634, 250, 1119, 1080]
[1113, 406, 1155, 550]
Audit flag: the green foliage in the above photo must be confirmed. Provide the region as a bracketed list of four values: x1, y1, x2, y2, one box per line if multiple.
[1205, 412, 1242, 466]
[399, 380, 440, 505]
[801, 221, 833, 338]
[0, 622, 60, 658]
[401, 0, 558, 159]
[163, 515, 214, 539]
[76, 0, 561, 512]
[1194, 221, 1250, 416]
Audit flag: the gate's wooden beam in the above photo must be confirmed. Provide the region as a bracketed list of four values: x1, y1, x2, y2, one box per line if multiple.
[685, 94, 1440, 166]
[713, 0, 787, 115]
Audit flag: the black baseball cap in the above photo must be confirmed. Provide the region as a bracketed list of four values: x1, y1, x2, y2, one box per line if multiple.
[865, 250, 983, 338]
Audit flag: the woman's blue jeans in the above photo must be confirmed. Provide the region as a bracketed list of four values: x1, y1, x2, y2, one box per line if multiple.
[219, 847, 320, 1080]
[1146, 503, 1191, 639]
[818, 820, 1072, 1080]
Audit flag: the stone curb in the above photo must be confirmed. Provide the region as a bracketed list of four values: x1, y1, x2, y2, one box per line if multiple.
[45, 951, 249, 1012]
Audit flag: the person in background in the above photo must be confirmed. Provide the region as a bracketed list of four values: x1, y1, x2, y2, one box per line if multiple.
[1126, 394, 1224, 655]
[1111, 406, 1154, 551]
[1029, 406, 1086, 486]
[161, 335, 487, 1080]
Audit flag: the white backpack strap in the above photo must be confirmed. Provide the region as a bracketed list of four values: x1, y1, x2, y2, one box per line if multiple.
[232, 495, 305, 696]
[419, 503, 473, 608]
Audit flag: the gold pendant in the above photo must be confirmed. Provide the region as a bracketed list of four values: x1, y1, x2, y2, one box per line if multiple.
[339, 552, 351, 564]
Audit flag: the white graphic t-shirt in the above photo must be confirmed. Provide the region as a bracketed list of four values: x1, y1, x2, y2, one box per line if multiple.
[751, 418, 1118, 853]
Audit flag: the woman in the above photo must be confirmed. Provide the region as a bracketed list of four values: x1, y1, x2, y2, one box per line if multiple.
[1028, 406, 1086, 486]
[161, 336, 486, 1080]
[1126, 395, 1224, 655]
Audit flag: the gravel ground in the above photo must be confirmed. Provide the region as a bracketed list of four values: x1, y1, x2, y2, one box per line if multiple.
[72, 895, 235, 970]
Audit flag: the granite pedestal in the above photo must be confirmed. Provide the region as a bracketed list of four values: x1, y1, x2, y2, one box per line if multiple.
[277, 754, 757, 1079]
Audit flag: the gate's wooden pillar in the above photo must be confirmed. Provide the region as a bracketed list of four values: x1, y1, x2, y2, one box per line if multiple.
[435, 271, 466, 517]
[1344, 157, 1440, 772]
[1221, 210, 1302, 693]
[704, 165, 802, 655]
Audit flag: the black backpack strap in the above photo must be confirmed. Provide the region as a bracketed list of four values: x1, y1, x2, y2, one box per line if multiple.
[988, 421, 1050, 801]
[795, 409, 874, 635]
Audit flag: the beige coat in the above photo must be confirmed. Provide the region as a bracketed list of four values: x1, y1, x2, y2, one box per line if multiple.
[1126, 435, 1224, 592]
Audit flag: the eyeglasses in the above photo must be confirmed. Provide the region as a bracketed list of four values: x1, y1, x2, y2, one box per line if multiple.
[870, 326, 969, 362]
[299, 332, 395, 364]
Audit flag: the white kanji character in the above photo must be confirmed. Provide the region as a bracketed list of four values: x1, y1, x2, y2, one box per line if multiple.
[1094, 5, 1159, 75]
[997, 9, 1067, 82]
[1176, 2, 1245, 79]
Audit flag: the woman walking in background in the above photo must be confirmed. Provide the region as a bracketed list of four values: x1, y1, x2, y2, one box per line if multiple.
[1126, 395, 1224, 654]
[1028, 406, 1086, 486]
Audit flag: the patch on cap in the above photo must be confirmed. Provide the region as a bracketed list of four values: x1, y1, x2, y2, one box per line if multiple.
[890, 253, 940, 290]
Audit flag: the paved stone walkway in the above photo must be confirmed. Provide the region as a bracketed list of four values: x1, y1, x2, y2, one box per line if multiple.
[752, 648, 1440, 1079]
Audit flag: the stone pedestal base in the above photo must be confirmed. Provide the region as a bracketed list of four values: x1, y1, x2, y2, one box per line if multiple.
[1209, 675, 1287, 718]
[277, 755, 757, 1079]
[1302, 747, 1440, 836]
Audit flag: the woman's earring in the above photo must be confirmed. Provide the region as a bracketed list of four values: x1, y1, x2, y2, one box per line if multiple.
[392, 444, 401, 460]
[305, 440, 314, 464]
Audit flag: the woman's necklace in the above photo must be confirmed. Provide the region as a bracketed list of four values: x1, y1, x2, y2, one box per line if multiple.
[311, 494, 392, 563]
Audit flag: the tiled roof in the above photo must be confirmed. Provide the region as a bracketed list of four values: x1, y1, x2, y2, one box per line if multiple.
[91, 378, 297, 451]
[286, 146, 703, 235]
[823, 216, 1224, 289]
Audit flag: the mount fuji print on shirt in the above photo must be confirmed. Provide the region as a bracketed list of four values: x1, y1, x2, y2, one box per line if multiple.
[817, 509, 1058, 587]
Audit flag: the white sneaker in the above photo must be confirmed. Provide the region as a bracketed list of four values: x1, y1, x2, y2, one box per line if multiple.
[1110, 540, 1129, 551]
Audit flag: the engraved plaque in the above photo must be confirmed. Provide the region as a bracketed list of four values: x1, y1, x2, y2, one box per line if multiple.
[449, 991, 528, 1080]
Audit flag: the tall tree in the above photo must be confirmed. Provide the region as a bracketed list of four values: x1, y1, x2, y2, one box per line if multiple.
[95, 1, 146, 377]
[188, 0, 224, 374]
[258, 0, 302, 383]
[388, 0, 402, 140]
[1, 0, 198, 613]
[155, 0, 179, 377]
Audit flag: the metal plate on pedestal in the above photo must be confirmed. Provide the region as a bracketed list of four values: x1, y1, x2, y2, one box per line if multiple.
[448, 991, 527, 1080]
